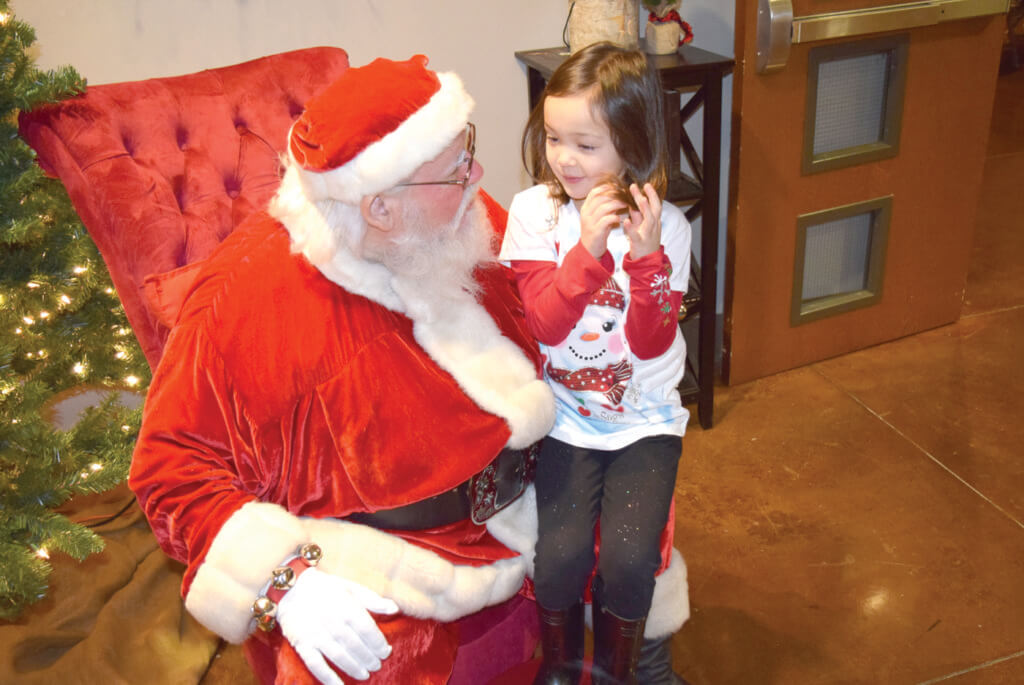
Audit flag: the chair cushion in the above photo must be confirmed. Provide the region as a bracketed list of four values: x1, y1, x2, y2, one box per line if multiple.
[19, 46, 350, 368]
[141, 261, 206, 329]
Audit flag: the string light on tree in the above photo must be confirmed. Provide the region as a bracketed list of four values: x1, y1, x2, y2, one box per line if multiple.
[0, 1, 151, 620]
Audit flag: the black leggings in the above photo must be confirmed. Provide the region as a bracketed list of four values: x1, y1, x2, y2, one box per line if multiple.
[532, 434, 682, 620]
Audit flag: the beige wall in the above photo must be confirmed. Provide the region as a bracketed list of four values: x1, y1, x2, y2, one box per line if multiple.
[15, 0, 735, 307]
[13, 0, 569, 206]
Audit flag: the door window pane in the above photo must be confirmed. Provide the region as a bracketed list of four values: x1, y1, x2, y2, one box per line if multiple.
[801, 213, 872, 300]
[813, 53, 889, 156]
[803, 35, 908, 174]
[792, 196, 892, 325]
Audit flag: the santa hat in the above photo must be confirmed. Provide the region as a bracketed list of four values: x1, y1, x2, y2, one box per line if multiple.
[288, 54, 474, 204]
[590, 277, 626, 310]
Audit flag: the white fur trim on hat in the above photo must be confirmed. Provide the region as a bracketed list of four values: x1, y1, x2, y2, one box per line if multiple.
[296, 72, 473, 204]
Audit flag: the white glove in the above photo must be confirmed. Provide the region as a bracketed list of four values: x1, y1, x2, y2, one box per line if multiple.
[276, 566, 400, 683]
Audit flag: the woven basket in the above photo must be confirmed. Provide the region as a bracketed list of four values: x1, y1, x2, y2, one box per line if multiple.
[567, 0, 639, 53]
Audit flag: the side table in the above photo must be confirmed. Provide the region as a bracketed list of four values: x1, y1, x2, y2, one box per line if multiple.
[514, 44, 734, 429]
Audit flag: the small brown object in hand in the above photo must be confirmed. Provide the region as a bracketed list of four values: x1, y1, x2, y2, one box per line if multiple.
[598, 174, 640, 212]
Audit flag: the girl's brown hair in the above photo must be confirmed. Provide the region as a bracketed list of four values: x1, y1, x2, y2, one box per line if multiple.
[522, 42, 668, 206]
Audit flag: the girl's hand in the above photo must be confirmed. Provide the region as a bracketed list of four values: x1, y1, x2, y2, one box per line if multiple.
[622, 183, 662, 259]
[579, 184, 627, 259]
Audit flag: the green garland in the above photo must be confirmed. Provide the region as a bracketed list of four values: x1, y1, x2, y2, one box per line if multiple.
[0, 2, 150, 620]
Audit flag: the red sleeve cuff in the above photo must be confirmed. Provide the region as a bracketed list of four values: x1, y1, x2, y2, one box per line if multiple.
[622, 246, 670, 278]
[623, 247, 682, 359]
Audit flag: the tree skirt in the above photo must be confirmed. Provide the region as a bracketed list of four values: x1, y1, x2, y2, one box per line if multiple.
[0, 483, 230, 684]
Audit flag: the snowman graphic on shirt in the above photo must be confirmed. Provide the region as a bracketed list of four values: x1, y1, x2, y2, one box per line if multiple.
[545, 277, 635, 423]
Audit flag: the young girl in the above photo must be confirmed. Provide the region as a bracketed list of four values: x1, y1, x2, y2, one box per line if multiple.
[500, 43, 691, 684]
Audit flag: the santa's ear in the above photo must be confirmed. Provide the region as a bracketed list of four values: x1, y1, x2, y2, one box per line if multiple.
[360, 194, 395, 233]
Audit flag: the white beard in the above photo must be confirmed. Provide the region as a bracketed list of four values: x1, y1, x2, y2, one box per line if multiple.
[382, 190, 496, 322]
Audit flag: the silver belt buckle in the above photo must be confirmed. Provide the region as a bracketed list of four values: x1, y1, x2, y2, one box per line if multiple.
[469, 443, 539, 524]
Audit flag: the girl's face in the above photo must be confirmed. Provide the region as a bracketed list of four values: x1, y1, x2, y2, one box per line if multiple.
[543, 90, 626, 207]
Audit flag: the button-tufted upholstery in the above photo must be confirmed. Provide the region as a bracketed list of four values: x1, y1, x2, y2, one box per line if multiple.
[19, 46, 350, 368]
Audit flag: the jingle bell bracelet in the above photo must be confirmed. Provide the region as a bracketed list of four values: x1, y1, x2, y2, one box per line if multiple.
[251, 542, 323, 632]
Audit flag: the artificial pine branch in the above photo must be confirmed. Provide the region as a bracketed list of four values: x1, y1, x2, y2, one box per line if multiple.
[0, 1, 150, 621]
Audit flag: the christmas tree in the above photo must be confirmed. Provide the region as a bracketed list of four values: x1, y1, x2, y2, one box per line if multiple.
[1, 3, 150, 620]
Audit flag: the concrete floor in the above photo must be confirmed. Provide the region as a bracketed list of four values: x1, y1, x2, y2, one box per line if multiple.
[669, 67, 1024, 684]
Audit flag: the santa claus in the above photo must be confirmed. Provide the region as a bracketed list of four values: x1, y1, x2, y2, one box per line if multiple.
[128, 54, 688, 684]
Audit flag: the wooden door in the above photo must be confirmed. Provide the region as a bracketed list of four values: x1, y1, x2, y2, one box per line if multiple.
[724, 0, 1008, 384]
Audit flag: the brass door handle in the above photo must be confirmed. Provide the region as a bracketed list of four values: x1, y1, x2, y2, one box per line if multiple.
[756, 0, 1010, 74]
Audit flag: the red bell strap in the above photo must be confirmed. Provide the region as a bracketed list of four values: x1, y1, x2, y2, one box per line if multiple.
[251, 543, 323, 633]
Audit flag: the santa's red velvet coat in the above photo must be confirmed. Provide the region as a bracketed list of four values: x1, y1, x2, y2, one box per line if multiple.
[129, 182, 560, 680]
[129, 177, 689, 683]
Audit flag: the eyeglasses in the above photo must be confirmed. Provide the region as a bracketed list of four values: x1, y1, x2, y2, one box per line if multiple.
[397, 123, 476, 187]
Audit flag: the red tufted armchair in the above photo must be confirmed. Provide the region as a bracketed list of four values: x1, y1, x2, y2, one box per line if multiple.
[19, 46, 540, 684]
[19, 46, 352, 369]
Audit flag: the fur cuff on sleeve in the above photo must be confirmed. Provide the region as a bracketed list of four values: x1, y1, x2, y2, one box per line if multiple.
[184, 502, 535, 644]
[184, 501, 308, 643]
[304, 517, 526, 621]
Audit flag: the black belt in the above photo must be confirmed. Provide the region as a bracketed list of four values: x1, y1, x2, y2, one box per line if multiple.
[347, 481, 471, 530]
[346, 444, 539, 531]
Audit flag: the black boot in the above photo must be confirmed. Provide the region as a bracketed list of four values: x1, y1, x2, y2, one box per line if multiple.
[591, 599, 645, 685]
[636, 635, 688, 685]
[532, 601, 584, 685]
